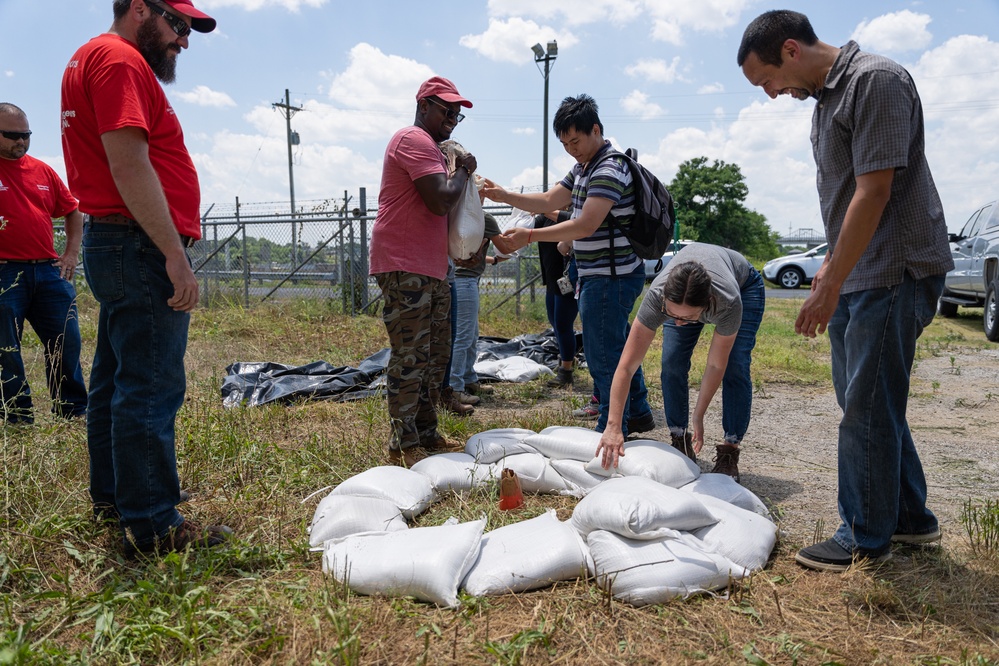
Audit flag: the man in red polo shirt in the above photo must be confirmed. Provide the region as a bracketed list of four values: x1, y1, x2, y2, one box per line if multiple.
[61, 0, 230, 557]
[0, 103, 88, 425]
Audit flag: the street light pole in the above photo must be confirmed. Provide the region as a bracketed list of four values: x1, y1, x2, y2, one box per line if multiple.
[532, 41, 558, 192]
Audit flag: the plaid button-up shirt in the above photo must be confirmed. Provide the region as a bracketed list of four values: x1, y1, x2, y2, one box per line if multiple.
[811, 41, 953, 293]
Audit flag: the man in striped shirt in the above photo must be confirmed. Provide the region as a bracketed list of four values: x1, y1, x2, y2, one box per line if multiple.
[483, 94, 655, 437]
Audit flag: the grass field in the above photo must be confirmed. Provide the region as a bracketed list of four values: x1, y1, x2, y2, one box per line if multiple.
[2, 289, 997, 665]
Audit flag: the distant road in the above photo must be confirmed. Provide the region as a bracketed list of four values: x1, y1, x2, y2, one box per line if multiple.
[765, 288, 809, 300]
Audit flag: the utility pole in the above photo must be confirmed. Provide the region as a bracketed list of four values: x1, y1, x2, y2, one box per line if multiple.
[531, 41, 558, 192]
[273, 89, 303, 264]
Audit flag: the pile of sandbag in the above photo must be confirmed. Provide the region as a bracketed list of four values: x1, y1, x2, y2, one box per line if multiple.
[308, 426, 777, 608]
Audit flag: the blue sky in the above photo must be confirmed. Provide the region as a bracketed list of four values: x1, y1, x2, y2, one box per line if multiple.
[2, 0, 998, 234]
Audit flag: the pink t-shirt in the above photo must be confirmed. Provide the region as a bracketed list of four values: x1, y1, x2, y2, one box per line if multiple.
[369, 126, 448, 280]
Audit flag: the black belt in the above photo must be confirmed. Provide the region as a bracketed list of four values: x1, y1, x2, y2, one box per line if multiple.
[0, 258, 56, 264]
[86, 214, 197, 248]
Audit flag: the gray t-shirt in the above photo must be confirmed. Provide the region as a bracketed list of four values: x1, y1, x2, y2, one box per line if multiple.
[637, 243, 752, 336]
[455, 213, 501, 279]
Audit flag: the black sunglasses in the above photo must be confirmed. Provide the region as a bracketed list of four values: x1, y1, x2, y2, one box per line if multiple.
[143, 0, 191, 38]
[425, 98, 465, 123]
[0, 130, 31, 141]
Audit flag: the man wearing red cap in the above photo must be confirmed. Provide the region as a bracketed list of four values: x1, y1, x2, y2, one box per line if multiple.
[370, 76, 477, 466]
[61, 0, 230, 556]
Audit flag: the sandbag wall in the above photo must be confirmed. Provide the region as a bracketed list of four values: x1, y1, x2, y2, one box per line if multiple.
[308, 427, 777, 608]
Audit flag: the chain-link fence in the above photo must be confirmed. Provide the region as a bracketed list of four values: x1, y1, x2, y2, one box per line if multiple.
[190, 190, 550, 317]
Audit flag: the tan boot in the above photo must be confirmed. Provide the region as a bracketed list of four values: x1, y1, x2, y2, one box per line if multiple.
[440, 387, 474, 416]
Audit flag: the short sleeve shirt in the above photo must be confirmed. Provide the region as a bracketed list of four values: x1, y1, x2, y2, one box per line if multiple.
[370, 126, 449, 280]
[455, 213, 501, 279]
[558, 141, 641, 278]
[60, 33, 202, 238]
[637, 243, 752, 336]
[0, 155, 79, 261]
[812, 41, 952, 293]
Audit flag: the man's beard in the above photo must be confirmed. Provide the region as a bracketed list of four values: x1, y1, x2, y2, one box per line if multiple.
[137, 16, 179, 83]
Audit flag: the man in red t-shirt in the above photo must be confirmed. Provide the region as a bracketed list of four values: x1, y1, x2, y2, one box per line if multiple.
[370, 76, 477, 466]
[61, 0, 230, 557]
[0, 103, 88, 424]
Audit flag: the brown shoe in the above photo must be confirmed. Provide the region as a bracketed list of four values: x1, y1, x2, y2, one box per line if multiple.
[421, 432, 451, 451]
[388, 446, 428, 467]
[466, 382, 494, 395]
[456, 390, 481, 406]
[125, 519, 232, 558]
[440, 387, 474, 416]
[711, 444, 741, 483]
[670, 432, 696, 462]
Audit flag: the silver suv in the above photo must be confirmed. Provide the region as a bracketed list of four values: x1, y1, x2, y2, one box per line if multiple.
[762, 243, 828, 289]
[938, 199, 999, 341]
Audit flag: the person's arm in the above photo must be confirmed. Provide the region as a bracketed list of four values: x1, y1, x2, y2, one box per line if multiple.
[488, 231, 517, 256]
[502, 195, 614, 251]
[795, 168, 894, 337]
[101, 127, 198, 312]
[455, 237, 489, 269]
[413, 152, 477, 217]
[481, 178, 570, 215]
[690, 331, 737, 453]
[56, 209, 84, 281]
[596, 321, 657, 469]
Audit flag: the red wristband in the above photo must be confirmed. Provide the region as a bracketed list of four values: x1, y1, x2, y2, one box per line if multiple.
[528, 229, 533, 243]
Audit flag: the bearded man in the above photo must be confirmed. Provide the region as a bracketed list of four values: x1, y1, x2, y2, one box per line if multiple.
[61, 0, 231, 557]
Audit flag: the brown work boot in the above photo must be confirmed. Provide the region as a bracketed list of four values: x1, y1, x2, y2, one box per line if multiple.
[421, 431, 451, 451]
[440, 387, 474, 416]
[387, 446, 428, 467]
[546, 367, 574, 388]
[711, 444, 741, 483]
[466, 382, 494, 395]
[125, 519, 232, 559]
[456, 390, 481, 406]
[670, 432, 696, 462]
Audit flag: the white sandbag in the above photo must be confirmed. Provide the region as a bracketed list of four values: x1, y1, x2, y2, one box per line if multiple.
[501, 453, 573, 494]
[584, 439, 700, 488]
[681, 473, 770, 517]
[571, 477, 718, 540]
[307, 494, 408, 547]
[473, 356, 554, 383]
[462, 510, 589, 596]
[494, 207, 535, 259]
[691, 494, 777, 572]
[549, 458, 610, 496]
[464, 428, 538, 464]
[587, 530, 741, 607]
[525, 426, 603, 461]
[329, 466, 435, 519]
[322, 517, 485, 608]
[410, 452, 498, 493]
[442, 140, 485, 261]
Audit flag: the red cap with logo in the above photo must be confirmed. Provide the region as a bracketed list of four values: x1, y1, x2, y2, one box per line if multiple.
[416, 76, 472, 108]
[162, 0, 217, 33]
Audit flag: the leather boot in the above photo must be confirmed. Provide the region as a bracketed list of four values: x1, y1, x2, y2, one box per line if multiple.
[440, 386, 474, 416]
[546, 367, 574, 388]
[711, 444, 741, 483]
[670, 432, 696, 462]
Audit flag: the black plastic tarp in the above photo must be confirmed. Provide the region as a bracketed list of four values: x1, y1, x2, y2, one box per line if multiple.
[221, 329, 584, 407]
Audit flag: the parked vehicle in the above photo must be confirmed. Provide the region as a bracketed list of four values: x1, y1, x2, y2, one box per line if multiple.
[762, 243, 828, 289]
[644, 240, 692, 281]
[938, 199, 999, 341]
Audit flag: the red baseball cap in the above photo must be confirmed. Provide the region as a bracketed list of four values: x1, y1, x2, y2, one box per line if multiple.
[416, 76, 472, 108]
[162, 0, 217, 33]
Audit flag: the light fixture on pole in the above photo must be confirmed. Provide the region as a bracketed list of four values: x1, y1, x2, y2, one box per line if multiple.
[532, 40, 557, 192]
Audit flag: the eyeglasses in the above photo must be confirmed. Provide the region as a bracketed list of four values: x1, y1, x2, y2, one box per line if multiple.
[425, 98, 465, 123]
[143, 0, 192, 38]
[0, 130, 31, 141]
[662, 305, 702, 323]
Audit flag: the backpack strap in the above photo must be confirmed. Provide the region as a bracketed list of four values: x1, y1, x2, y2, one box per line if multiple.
[591, 148, 636, 279]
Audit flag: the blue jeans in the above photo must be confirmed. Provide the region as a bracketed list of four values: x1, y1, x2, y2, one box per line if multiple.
[578, 264, 651, 434]
[660, 268, 765, 444]
[450, 276, 480, 392]
[0, 261, 87, 423]
[829, 273, 943, 556]
[545, 257, 579, 363]
[83, 222, 189, 546]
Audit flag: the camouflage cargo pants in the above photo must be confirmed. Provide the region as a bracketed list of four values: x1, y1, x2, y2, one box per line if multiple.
[375, 271, 452, 450]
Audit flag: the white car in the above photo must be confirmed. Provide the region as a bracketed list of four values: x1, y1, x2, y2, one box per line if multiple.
[762, 243, 828, 289]
[643, 241, 693, 281]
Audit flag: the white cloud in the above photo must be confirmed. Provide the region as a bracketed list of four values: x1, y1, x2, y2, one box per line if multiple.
[644, 0, 751, 44]
[459, 17, 579, 64]
[851, 10, 933, 53]
[176, 85, 237, 108]
[486, 0, 642, 26]
[621, 90, 666, 120]
[512, 127, 536, 135]
[625, 57, 686, 84]
[199, 0, 327, 11]
[698, 82, 725, 94]
[4, 71, 12, 78]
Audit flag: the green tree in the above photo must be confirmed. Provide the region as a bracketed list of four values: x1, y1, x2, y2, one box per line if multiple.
[669, 157, 780, 260]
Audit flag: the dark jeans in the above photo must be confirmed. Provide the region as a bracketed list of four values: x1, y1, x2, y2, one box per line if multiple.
[82, 222, 189, 546]
[0, 261, 87, 423]
[545, 257, 578, 364]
